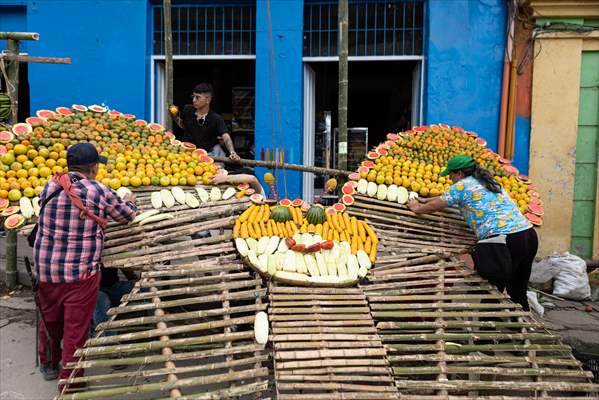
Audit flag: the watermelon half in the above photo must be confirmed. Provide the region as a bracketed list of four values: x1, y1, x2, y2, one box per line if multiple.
[89, 104, 107, 113]
[357, 166, 370, 176]
[524, 213, 542, 226]
[72, 104, 88, 112]
[4, 214, 25, 230]
[122, 113, 135, 119]
[377, 147, 388, 156]
[387, 133, 399, 141]
[12, 123, 32, 136]
[451, 125, 464, 132]
[465, 131, 478, 137]
[148, 122, 164, 132]
[134, 119, 147, 126]
[164, 131, 175, 139]
[341, 195, 355, 206]
[55, 107, 74, 116]
[413, 126, 428, 132]
[342, 182, 355, 195]
[198, 154, 213, 163]
[244, 188, 255, 195]
[194, 148, 208, 156]
[499, 157, 511, 165]
[36, 109, 55, 119]
[291, 199, 304, 207]
[181, 142, 196, 150]
[170, 139, 181, 146]
[279, 199, 292, 207]
[348, 172, 360, 181]
[108, 110, 123, 117]
[27, 117, 47, 127]
[361, 160, 375, 168]
[367, 151, 380, 160]
[250, 193, 264, 204]
[0, 131, 14, 144]
[475, 138, 487, 147]
[333, 203, 346, 213]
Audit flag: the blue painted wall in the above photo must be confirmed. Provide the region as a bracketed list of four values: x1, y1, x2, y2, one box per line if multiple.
[254, 0, 304, 199]
[425, 0, 506, 152]
[24, 0, 149, 119]
[0, 3, 27, 51]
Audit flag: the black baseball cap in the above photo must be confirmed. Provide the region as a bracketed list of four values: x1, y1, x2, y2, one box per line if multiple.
[67, 143, 107, 167]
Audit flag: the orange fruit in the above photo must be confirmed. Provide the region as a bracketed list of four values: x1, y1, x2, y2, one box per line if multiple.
[141, 176, 151, 186]
[8, 189, 22, 201]
[13, 144, 28, 155]
[0, 189, 8, 199]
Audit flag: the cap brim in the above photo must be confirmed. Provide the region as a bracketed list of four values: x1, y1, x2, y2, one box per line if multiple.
[98, 155, 108, 164]
[439, 168, 451, 177]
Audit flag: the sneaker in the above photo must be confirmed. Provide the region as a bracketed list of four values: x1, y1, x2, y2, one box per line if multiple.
[40, 363, 59, 381]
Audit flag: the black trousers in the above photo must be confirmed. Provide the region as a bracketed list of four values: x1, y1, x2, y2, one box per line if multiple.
[472, 228, 538, 311]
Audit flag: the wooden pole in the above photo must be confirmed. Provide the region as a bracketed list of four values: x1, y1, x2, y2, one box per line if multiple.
[163, 0, 174, 131]
[5, 39, 20, 290]
[211, 155, 351, 177]
[0, 32, 39, 41]
[0, 54, 71, 64]
[337, 0, 349, 171]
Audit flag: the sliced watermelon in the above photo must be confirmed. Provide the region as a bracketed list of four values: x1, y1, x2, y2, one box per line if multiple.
[181, 142, 196, 150]
[325, 207, 336, 216]
[439, 123, 450, 130]
[244, 188, 255, 195]
[279, 199, 292, 207]
[26, 116, 45, 125]
[291, 199, 303, 207]
[384, 140, 395, 148]
[404, 129, 415, 135]
[72, 104, 88, 112]
[1, 205, 20, 217]
[387, 133, 399, 141]
[342, 182, 355, 195]
[194, 148, 208, 156]
[4, 214, 25, 230]
[0, 131, 14, 144]
[341, 195, 355, 206]
[122, 113, 135, 119]
[413, 126, 428, 132]
[524, 213, 542, 226]
[237, 183, 250, 191]
[503, 165, 519, 176]
[170, 139, 181, 146]
[198, 154, 213, 163]
[55, 107, 73, 116]
[12, 123, 32, 136]
[0, 145, 7, 155]
[357, 166, 370, 175]
[250, 193, 264, 204]
[528, 203, 544, 216]
[377, 147, 388, 156]
[89, 104, 107, 113]
[165, 131, 176, 139]
[134, 119, 147, 126]
[0, 198, 9, 211]
[367, 151, 380, 160]
[333, 203, 347, 212]
[475, 138, 487, 147]
[348, 172, 360, 181]
[148, 122, 164, 132]
[36, 109, 55, 119]
[108, 110, 123, 117]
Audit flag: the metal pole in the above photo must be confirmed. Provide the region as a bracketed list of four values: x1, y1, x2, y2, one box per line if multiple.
[337, 0, 349, 171]
[164, 0, 174, 130]
[5, 38, 20, 290]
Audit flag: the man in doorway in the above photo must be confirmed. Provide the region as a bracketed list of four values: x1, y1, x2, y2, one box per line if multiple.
[172, 83, 240, 160]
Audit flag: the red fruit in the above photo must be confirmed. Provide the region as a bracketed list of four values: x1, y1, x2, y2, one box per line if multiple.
[528, 203, 544, 216]
[0, 131, 14, 143]
[404, 129, 414, 135]
[387, 133, 399, 140]
[88, 104, 107, 113]
[291, 244, 306, 252]
[12, 123, 31, 136]
[361, 160, 374, 168]
[108, 110, 123, 117]
[148, 122, 164, 132]
[286, 237, 297, 248]
[377, 147, 388, 155]
[518, 174, 530, 182]
[348, 172, 360, 181]
[413, 126, 428, 132]
[357, 166, 370, 175]
[305, 243, 322, 253]
[451, 125, 463, 132]
[55, 107, 73, 116]
[279, 199, 292, 207]
[170, 139, 181, 146]
[134, 119, 147, 126]
[1, 206, 20, 217]
[367, 151, 379, 160]
[0, 145, 7, 155]
[4, 214, 25, 230]
[465, 131, 478, 137]
[504, 165, 519, 176]
[291, 199, 303, 207]
[244, 188, 255, 195]
[194, 148, 208, 156]
[122, 113, 135, 119]
[72, 104, 88, 112]
[475, 137, 487, 146]
[25, 117, 45, 125]
[320, 240, 334, 250]
[342, 182, 355, 195]
[524, 213, 542, 226]
[528, 190, 539, 199]
[341, 195, 354, 206]
[198, 154, 213, 163]
[530, 197, 542, 207]
[250, 193, 264, 203]
[333, 202, 347, 212]
[384, 140, 395, 148]
[36, 109, 55, 119]
[181, 142, 196, 150]
[237, 183, 250, 190]
[0, 198, 9, 211]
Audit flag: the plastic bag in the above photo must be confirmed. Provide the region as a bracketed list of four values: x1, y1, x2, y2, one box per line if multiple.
[526, 291, 544, 317]
[531, 253, 590, 300]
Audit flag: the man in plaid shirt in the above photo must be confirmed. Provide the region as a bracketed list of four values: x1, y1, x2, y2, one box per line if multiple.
[33, 143, 137, 387]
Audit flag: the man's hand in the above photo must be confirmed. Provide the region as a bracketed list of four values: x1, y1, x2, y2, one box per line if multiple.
[229, 151, 241, 161]
[208, 173, 229, 185]
[123, 193, 137, 204]
[407, 199, 420, 212]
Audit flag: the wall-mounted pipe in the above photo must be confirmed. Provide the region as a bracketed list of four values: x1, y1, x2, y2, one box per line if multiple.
[505, 62, 518, 159]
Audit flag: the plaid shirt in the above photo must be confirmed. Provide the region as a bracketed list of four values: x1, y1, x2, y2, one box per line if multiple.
[33, 172, 137, 283]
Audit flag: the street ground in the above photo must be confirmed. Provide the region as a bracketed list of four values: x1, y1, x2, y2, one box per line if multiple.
[1, 236, 598, 398]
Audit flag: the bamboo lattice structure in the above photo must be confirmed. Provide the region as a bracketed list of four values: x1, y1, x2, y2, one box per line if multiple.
[52, 187, 598, 399]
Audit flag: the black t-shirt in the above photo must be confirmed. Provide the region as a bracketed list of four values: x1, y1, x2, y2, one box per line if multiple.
[181, 105, 228, 151]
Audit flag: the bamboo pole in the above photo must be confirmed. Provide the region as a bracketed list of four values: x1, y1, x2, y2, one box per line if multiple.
[0, 32, 39, 40]
[163, 0, 173, 131]
[211, 156, 351, 177]
[0, 54, 71, 64]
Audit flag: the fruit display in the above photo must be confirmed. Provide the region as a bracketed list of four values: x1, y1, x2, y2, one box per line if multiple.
[233, 198, 378, 287]
[343, 124, 543, 226]
[0, 104, 220, 204]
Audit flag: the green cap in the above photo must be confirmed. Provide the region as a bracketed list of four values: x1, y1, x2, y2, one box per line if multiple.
[440, 155, 476, 177]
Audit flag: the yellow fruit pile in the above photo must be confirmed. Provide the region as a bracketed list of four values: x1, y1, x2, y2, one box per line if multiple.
[0, 105, 218, 201]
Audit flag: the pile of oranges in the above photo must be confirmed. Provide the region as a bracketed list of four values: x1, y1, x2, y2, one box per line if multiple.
[0, 105, 218, 201]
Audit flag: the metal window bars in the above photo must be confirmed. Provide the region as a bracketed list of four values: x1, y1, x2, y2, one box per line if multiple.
[153, 2, 256, 56]
[303, 0, 425, 57]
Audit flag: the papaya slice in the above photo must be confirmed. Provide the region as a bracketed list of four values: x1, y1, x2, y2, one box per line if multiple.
[524, 213, 542, 226]
[4, 214, 25, 230]
[1, 205, 20, 217]
[36, 109, 55, 119]
[341, 195, 355, 206]
[333, 203, 346, 213]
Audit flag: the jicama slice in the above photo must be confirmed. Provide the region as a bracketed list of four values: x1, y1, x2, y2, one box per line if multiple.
[19, 197, 34, 219]
[160, 190, 175, 208]
[235, 238, 250, 257]
[151, 192, 163, 209]
[185, 193, 200, 208]
[131, 209, 160, 225]
[196, 187, 210, 202]
[139, 213, 174, 226]
[210, 187, 222, 201]
[254, 311, 269, 344]
[222, 187, 236, 200]
[171, 187, 186, 205]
